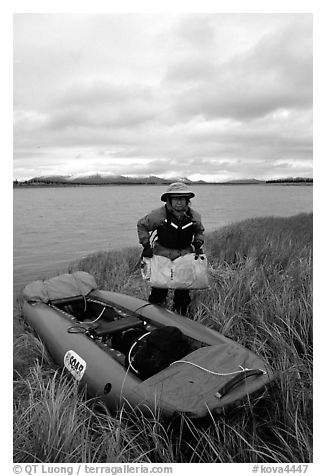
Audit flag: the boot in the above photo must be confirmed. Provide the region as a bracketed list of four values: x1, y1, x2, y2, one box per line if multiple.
[173, 289, 191, 315]
[172, 303, 191, 316]
[148, 287, 168, 306]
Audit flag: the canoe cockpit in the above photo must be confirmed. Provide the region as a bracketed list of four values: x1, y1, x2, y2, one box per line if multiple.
[49, 295, 206, 379]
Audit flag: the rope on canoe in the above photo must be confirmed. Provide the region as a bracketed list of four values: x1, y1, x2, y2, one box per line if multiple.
[67, 325, 89, 334]
[170, 360, 266, 376]
[82, 306, 105, 324]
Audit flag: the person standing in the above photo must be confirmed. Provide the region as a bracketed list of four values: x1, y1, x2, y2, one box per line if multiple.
[137, 182, 205, 315]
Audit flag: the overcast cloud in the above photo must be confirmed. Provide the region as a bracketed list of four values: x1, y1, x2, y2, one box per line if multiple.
[13, 13, 312, 181]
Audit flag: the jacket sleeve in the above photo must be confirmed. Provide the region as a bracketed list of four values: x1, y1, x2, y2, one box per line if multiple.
[191, 209, 205, 245]
[137, 207, 165, 247]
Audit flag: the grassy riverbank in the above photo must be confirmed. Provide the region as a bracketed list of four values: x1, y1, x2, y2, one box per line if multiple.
[13, 213, 313, 463]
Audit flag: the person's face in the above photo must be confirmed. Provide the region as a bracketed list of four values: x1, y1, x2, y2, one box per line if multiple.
[170, 196, 188, 211]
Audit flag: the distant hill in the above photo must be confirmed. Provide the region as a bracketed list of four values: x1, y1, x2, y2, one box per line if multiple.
[221, 178, 265, 184]
[13, 174, 313, 187]
[14, 174, 203, 186]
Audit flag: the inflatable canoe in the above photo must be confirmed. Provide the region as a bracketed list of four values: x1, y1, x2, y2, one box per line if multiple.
[22, 271, 273, 419]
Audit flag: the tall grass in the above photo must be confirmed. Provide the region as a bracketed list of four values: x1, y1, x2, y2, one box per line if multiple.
[13, 213, 313, 463]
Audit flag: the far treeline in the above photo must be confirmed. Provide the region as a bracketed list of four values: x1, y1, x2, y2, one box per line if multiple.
[265, 178, 313, 183]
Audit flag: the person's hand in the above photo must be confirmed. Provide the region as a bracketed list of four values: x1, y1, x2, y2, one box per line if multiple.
[142, 244, 154, 258]
[193, 240, 204, 260]
[194, 248, 204, 260]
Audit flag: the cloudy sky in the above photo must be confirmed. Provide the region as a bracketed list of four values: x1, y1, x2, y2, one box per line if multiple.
[13, 13, 313, 182]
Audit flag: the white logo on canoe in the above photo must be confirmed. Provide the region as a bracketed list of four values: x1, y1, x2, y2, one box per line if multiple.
[64, 350, 86, 381]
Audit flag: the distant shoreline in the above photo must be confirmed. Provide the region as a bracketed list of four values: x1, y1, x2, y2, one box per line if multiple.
[13, 181, 313, 188]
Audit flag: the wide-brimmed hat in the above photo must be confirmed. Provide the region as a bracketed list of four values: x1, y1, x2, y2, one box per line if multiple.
[161, 182, 195, 202]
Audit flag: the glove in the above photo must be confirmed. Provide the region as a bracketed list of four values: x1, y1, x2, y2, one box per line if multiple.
[194, 249, 204, 260]
[141, 244, 154, 258]
[193, 240, 204, 260]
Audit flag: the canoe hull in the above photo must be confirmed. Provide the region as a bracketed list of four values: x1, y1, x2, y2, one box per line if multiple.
[23, 288, 273, 419]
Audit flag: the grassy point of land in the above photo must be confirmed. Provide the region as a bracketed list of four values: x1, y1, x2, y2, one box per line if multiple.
[13, 213, 313, 463]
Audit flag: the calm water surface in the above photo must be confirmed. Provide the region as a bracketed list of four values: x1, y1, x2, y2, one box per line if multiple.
[13, 184, 313, 294]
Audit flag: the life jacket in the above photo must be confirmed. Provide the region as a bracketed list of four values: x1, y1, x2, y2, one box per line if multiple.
[156, 206, 195, 250]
